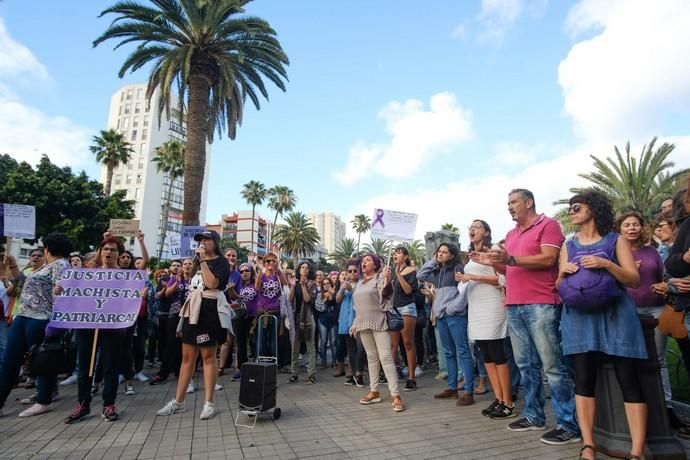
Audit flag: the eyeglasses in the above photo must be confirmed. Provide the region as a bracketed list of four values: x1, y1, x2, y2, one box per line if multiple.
[240, 270, 251, 274]
[265, 260, 276, 265]
[656, 222, 670, 228]
[568, 204, 582, 214]
[347, 269, 357, 273]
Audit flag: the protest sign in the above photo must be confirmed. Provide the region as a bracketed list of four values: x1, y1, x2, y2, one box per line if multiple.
[109, 219, 140, 237]
[370, 208, 418, 242]
[181, 226, 205, 257]
[165, 231, 181, 257]
[51, 268, 146, 329]
[0, 204, 36, 239]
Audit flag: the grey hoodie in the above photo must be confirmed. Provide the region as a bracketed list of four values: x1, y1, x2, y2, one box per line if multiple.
[417, 259, 467, 318]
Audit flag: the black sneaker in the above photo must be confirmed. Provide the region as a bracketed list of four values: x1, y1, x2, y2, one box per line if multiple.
[65, 401, 90, 424]
[305, 375, 316, 385]
[344, 376, 355, 386]
[102, 404, 119, 422]
[354, 375, 365, 388]
[482, 399, 501, 417]
[396, 367, 405, 380]
[379, 372, 388, 384]
[403, 379, 417, 391]
[540, 427, 581, 445]
[507, 417, 546, 432]
[490, 402, 517, 419]
[287, 375, 298, 384]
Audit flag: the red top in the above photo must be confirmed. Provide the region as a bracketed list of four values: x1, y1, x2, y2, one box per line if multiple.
[504, 214, 564, 306]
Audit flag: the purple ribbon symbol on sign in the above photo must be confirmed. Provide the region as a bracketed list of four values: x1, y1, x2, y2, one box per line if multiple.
[373, 209, 385, 229]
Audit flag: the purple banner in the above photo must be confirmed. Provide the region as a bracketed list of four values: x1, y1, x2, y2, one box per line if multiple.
[51, 268, 147, 329]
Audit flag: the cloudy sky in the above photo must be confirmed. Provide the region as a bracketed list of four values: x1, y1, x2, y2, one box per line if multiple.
[2, 0, 690, 245]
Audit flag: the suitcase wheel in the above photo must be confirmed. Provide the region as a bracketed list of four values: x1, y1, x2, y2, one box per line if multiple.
[272, 407, 281, 420]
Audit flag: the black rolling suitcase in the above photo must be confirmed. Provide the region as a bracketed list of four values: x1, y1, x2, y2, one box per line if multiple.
[235, 314, 281, 427]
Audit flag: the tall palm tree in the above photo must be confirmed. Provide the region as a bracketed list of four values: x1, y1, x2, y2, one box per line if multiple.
[94, 0, 289, 225]
[90, 129, 133, 195]
[351, 214, 371, 254]
[441, 223, 459, 234]
[554, 137, 689, 226]
[401, 239, 426, 266]
[241, 180, 267, 254]
[272, 212, 320, 268]
[363, 238, 392, 260]
[328, 237, 358, 267]
[266, 185, 296, 250]
[152, 140, 185, 261]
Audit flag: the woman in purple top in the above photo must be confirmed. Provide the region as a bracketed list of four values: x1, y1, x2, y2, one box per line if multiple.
[254, 253, 287, 358]
[227, 263, 258, 380]
[617, 211, 672, 404]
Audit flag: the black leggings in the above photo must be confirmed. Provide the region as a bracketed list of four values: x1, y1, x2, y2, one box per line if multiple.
[571, 352, 645, 403]
[477, 338, 507, 365]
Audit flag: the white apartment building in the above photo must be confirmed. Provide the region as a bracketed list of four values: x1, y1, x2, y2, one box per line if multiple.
[100, 83, 210, 259]
[208, 210, 272, 256]
[307, 212, 346, 253]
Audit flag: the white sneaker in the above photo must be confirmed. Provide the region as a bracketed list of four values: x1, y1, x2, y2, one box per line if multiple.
[186, 383, 195, 394]
[60, 374, 78, 386]
[125, 384, 135, 396]
[18, 403, 50, 418]
[156, 399, 185, 416]
[434, 372, 448, 381]
[118, 374, 125, 384]
[415, 366, 424, 377]
[214, 383, 223, 391]
[135, 371, 149, 382]
[199, 402, 216, 420]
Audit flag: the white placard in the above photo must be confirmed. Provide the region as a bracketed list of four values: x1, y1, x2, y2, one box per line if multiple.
[1, 204, 36, 239]
[165, 231, 181, 257]
[370, 208, 417, 242]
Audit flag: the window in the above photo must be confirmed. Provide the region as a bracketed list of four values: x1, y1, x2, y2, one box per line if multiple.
[142, 129, 148, 140]
[120, 92, 124, 101]
[127, 162, 133, 170]
[116, 119, 120, 129]
[134, 188, 141, 199]
[133, 118, 139, 127]
[143, 119, 149, 127]
[140, 143, 147, 154]
[118, 106, 122, 116]
[136, 174, 142, 184]
[115, 174, 122, 185]
[136, 88, 142, 99]
[135, 102, 141, 114]
[131, 130, 137, 141]
[126, 175, 132, 185]
[122, 118, 129, 129]
[138, 159, 144, 169]
[126, 89, 132, 100]
[145, 100, 151, 112]
[124, 104, 131, 115]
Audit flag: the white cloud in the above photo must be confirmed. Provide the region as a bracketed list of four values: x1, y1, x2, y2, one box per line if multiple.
[492, 141, 546, 166]
[558, 0, 690, 142]
[335, 92, 473, 185]
[454, 0, 548, 43]
[0, 16, 91, 169]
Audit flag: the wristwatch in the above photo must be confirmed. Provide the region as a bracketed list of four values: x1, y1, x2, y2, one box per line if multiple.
[506, 256, 517, 266]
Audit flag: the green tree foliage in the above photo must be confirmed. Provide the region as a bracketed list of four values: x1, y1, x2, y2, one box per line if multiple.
[220, 238, 250, 264]
[400, 240, 426, 267]
[90, 128, 133, 196]
[266, 185, 296, 248]
[273, 212, 319, 266]
[441, 223, 459, 235]
[351, 214, 371, 253]
[362, 238, 392, 260]
[0, 154, 134, 252]
[554, 137, 689, 230]
[328, 237, 358, 267]
[241, 180, 267, 254]
[152, 140, 186, 260]
[94, 0, 289, 225]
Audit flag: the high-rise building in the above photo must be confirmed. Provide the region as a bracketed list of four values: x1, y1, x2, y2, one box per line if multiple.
[210, 211, 272, 255]
[307, 212, 346, 253]
[101, 83, 210, 259]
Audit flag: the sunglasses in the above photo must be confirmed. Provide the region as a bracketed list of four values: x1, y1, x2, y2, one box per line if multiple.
[265, 260, 276, 264]
[568, 204, 582, 214]
[240, 269, 251, 274]
[347, 269, 357, 273]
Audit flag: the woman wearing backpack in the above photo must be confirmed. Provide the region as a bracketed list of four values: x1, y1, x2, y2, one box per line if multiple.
[557, 190, 647, 460]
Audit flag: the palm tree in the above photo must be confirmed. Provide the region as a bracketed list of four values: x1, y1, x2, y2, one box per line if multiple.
[441, 223, 459, 234]
[328, 237, 358, 267]
[554, 137, 689, 226]
[351, 214, 371, 254]
[272, 212, 320, 268]
[401, 239, 426, 266]
[152, 140, 185, 261]
[363, 238, 392, 260]
[90, 129, 133, 195]
[241, 180, 267, 254]
[266, 185, 296, 250]
[94, 0, 289, 225]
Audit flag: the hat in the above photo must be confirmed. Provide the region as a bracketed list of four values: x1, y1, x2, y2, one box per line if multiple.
[193, 230, 220, 242]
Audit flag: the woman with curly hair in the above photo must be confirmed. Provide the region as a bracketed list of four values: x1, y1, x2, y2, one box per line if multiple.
[557, 190, 647, 460]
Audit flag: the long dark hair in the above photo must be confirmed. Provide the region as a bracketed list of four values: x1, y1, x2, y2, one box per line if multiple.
[569, 190, 615, 236]
[467, 220, 492, 252]
[436, 242, 461, 268]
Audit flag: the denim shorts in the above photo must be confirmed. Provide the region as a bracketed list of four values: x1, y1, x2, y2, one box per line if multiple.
[396, 303, 417, 318]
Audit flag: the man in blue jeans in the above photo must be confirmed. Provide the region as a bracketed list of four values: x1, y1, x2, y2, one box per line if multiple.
[472, 188, 579, 445]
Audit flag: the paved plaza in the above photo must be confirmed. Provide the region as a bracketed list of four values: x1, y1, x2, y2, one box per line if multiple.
[0, 366, 688, 460]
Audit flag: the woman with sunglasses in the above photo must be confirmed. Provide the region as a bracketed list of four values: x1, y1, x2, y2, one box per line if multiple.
[337, 262, 365, 386]
[317, 277, 338, 369]
[558, 191, 647, 460]
[255, 253, 287, 359]
[226, 263, 258, 381]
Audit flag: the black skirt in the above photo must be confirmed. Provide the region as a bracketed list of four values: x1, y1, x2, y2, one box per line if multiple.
[181, 298, 227, 347]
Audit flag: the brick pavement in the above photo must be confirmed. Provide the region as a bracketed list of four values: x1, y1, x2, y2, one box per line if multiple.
[0, 366, 681, 459]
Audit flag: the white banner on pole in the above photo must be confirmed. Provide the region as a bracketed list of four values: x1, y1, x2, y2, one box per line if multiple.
[1, 204, 36, 239]
[165, 231, 181, 257]
[370, 208, 417, 242]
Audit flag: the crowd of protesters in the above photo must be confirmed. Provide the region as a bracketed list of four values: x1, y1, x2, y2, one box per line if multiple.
[3, 184, 690, 460]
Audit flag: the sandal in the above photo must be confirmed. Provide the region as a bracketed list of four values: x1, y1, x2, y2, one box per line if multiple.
[579, 445, 595, 460]
[287, 375, 298, 384]
[474, 384, 488, 395]
[305, 375, 316, 385]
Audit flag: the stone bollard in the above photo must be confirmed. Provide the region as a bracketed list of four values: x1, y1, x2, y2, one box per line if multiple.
[593, 316, 687, 459]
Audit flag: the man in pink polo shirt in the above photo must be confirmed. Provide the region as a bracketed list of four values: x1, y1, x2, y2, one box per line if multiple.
[471, 189, 579, 446]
